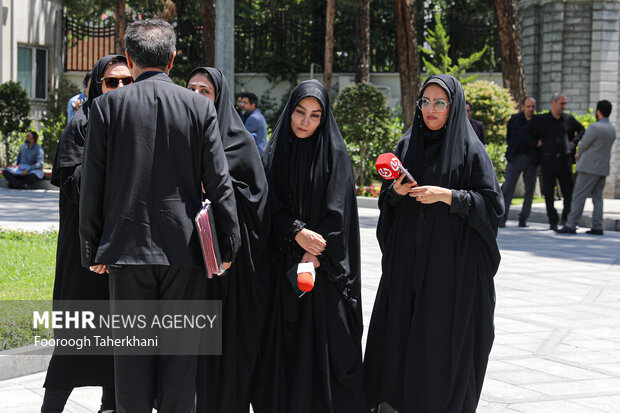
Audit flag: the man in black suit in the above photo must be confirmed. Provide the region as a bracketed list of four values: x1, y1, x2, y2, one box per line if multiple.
[79, 19, 239, 412]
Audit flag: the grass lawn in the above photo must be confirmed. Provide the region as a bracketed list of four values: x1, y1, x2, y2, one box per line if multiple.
[510, 196, 545, 205]
[0, 230, 56, 350]
[0, 230, 56, 300]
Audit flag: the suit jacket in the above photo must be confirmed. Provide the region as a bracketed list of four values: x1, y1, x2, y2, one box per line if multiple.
[79, 72, 240, 269]
[469, 118, 485, 145]
[576, 118, 617, 176]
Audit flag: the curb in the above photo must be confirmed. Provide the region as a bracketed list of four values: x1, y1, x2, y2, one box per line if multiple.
[0, 344, 52, 381]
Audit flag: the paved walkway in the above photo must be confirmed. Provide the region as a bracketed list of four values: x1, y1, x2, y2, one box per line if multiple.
[1, 188, 620, 412]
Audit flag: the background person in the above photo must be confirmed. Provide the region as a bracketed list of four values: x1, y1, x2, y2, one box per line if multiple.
[557, 100, 616, 235]
[187, 67, 270, 413]
[43, 54, 131, 413]
[524, 92, 584, 230]
[2, 131, 44, 189]
[239, 92, 268, 156]
[500, 96, 538, 227]
[253, 80, 366, 413]
[79, 19, 239, 413]
[364, 75, 503, 413]
[466, 100, 485, 144]
[67, 71, 92, 124]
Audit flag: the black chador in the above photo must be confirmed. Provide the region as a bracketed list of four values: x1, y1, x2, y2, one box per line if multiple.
[252, 80, 367, 413]
[187, 68, 270, 413]
[45, 55, 122, 409]
[364, 74, 504, 412]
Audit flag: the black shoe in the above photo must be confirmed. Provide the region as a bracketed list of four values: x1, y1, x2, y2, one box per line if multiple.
[549, 224, 558, 231]
[586, 229, 604, 235]
[499, 222, 506, 228]
[556, 226, 576, 234]
[518, 220, 528, 227]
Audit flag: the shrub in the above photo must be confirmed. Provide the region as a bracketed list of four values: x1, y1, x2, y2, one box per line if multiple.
[0, 81, 31, 166]
[463, 80, 516, 146]
[333, 83, 401, 186]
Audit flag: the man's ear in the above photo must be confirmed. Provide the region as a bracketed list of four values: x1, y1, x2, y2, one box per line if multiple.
[165, 51, 177, 73]
[125, 51, 134, 69]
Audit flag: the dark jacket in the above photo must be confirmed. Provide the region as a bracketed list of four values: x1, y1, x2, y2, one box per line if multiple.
[469, 118, 485, 145]
[506, 111, 539, 164]
[79, 72, 239, 269]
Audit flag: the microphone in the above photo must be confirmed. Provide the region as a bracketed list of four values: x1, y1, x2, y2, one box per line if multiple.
[375, 153, 415, 183]
[297, 262, 316, 292]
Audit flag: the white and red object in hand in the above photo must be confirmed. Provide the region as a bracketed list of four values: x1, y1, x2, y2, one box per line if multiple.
[375, 153, 415, 183]
[297, 262, 316, 292]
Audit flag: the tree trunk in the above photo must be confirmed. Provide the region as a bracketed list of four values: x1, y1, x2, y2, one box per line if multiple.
[114, 0, 127, 54]
[355, 0, 370, 83]
[199, 0, 216, 66]
[394, 0, 420, 131]
[493, 0, 527, 105]
[324, 0, 335, 92]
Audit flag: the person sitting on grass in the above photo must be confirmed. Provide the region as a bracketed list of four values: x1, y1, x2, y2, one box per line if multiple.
[2, 131, 44, 189]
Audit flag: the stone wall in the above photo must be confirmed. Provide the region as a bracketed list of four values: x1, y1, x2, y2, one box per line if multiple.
[519, 0, 620, 198]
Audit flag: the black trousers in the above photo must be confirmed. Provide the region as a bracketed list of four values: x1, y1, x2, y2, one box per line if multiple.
[540, 154, 573, 226]
[41, 386, 115, 413]
[108, 265, 207, 413]
[2, 168, 40, 188]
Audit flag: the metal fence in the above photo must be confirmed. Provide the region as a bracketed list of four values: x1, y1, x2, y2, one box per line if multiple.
[65, 17, 117, 72]
[64, 12, 500, 75]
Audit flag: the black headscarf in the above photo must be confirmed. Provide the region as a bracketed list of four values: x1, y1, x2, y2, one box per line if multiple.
[263, 79, 360, 307]
[186, 67, 270, 274]
[52, 54, 127, 184]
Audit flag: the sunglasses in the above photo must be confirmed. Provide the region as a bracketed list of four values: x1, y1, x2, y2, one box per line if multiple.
[101, 77, 133, 89]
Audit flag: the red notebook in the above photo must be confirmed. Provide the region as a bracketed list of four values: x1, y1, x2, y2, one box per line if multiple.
[194, 199, 223, 278]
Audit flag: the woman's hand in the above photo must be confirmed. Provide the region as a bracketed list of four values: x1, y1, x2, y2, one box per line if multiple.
[392, 173, 418, 196]
[301, 252, 320, 268]
[295, 228, 326, 255]
[410, 186, 452, 205]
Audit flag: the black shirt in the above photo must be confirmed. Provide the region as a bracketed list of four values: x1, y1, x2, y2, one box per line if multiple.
[524, 112, 584, 156]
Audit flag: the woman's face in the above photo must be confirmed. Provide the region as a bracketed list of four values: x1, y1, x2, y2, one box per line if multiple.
[420, 84, 450, 131]
[100, 63, 132, 95]
[290, 97, 322, 139]
[187, 72, 216, 102]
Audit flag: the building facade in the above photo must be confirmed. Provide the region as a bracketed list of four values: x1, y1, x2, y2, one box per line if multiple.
[0, 0, 64, 123]
[519, 0, 620, 197]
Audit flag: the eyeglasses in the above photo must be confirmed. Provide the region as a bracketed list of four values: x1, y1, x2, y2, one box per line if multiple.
[101, 77, 133, 89]
[417, 98, 450, 112]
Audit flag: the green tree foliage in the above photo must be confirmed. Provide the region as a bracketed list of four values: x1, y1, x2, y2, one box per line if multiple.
[39, 78, 81, 164]
[0, 82, 31, 166]
[333, 83, 400, 185]
[419, 12, 487, 84]
[463, 80, 516, 182]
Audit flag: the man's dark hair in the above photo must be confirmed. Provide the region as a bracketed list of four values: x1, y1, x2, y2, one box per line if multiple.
[29, 131, 39, 142]
[596, 100, 612, 118]
[83, 71, 93, 89]
[521, 96, 535, 105]
[124, 18, 176, 70]
[242, 92, 259, 107]
[465, 100, 471, 108]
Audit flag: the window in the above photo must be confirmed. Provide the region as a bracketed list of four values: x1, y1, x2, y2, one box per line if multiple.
[17, 46, 48, 100]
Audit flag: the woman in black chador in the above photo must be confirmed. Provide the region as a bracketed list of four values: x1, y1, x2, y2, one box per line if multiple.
[253, 80, 367, 413]
[186, 67, 270, 413]
[45, 54, 132, 413]
[364, 74, 504, 413]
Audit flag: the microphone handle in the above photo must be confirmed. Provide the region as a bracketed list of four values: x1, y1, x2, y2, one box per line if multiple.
[397, 165, 415, 184]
